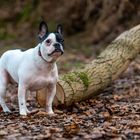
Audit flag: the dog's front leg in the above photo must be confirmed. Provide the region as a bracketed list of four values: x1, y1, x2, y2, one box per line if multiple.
[18, 84, 27, 115]
[46, 83, 56, 114]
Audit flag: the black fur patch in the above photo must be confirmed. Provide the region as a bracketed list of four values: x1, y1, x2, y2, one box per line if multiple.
[19, 48, 27, 52]
[12, 48, 27, 51]
[39, 33, 49, 43]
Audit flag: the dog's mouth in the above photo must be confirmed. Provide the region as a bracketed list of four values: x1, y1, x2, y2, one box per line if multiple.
[48, 49, 64, 56]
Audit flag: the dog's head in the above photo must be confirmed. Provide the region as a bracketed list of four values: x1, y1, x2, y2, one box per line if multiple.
[38, 21, 64, 62]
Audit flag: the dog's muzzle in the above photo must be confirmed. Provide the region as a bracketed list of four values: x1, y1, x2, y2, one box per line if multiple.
[48, 43, 64, 56]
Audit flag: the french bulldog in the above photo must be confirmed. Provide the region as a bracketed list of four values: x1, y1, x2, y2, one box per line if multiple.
[0, 21, 64, 115]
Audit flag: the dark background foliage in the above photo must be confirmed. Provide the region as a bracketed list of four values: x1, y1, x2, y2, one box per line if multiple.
[0, 0, 140, 53]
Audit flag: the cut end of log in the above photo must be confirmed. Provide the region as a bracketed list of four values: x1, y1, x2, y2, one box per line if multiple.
[36, 83, 65, 107]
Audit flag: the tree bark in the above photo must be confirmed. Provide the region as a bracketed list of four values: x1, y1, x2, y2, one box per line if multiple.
[37, 24, 140, 107]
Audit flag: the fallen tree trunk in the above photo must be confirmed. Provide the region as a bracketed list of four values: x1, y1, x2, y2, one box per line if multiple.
[37, 25, 140, 107]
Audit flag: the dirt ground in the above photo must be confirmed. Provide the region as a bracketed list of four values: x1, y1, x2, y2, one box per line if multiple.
[0, 56, 139, 140]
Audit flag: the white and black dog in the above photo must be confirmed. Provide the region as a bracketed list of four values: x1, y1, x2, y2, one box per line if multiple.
[0, 21, 64, 115]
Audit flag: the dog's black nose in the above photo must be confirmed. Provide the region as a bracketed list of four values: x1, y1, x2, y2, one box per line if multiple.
[54, 43, 61, 50]
[53, 43, 64, 55]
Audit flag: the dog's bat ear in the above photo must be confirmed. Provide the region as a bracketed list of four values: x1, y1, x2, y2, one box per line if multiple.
[56, 24, 63, 35]
[38, 21, 48, 39]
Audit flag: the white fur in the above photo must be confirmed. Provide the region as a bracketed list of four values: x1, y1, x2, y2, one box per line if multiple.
[0, 33, 63, 115]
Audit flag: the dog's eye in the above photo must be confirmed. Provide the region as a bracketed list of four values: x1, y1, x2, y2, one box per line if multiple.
[46, 39, 51, 45]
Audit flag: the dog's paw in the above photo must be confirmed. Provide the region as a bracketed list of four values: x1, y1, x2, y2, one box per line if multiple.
[20, 112, 27, 116]
[47, 111, 54, 115]
[3, 107, 11, 113]
[3, 111, 12, 116]
[46, 107, 54, 115]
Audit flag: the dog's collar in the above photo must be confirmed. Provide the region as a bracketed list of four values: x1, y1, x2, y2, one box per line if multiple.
[38, 45, 50, 63]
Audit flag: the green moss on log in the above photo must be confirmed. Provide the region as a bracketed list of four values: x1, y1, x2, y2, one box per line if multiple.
[62, 71, 89, 90]
[74, 72, 89, 90]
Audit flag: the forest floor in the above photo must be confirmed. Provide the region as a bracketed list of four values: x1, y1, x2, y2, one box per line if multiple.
[0, 52, 140, 140]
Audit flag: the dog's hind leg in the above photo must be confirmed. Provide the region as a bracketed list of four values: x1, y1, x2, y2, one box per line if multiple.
[0, 70, 11, 113]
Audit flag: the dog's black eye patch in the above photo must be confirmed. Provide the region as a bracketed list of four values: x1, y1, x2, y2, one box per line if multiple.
[55, 33, 64, 45]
